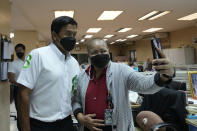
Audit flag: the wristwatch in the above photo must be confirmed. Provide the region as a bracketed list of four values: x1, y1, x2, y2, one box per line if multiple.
[154, 68, 176, 86]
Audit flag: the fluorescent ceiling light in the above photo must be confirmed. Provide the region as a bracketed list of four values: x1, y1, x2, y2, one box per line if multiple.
[103, 39, 108, 41]
[87, 28, 102, 33]
[149, 11, 171, 20]
[121, 39, 127, 41]
[116, 39, 127, 42]
[84, 35, 93, 38]
[54, 11, 74, 18]
[118, 28, 132, 32]
[97, 11, 123, 20]
[104, 35, 114, 38]
[127, 35, 138, 38]
[138, 11, 159, 20]
[178, 12, 197, 20]
[80, 39, 85, 42]
[143, 28, 163, 32]
[116, 39, 121, 41]
[76, 42, 79, 45]
[10, 32, 14, 38]
[110, 42, 115, 44]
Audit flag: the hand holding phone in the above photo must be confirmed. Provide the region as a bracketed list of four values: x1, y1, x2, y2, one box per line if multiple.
[151, 38, 162, 59]
[151, 39, 175, 78]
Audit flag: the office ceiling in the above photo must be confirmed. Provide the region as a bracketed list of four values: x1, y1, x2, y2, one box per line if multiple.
[10, 0, 197, 44]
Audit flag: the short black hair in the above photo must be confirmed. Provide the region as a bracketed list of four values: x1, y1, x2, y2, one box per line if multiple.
[15, 43, 25, 51]
[51, 16, 78, 34]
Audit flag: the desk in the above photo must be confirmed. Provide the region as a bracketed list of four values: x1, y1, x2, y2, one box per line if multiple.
[186, 118, 197, 131]
[131, 104, 141, 127]
[131, 104, 141, 109]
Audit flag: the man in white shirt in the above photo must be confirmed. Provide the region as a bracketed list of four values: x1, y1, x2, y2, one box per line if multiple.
[17, 16, 80, 131]
[8, 43, 26, 131]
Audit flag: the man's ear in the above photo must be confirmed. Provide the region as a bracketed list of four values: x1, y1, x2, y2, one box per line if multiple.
[51, 31, 58, 41]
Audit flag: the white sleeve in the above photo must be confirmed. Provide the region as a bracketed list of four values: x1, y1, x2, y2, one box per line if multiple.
[17, 50, 42, 89]
[121, 64, 163, 94]
[72, 57, 80, 76]
[76, 62, 80, 76]
[8, 62, 15, 73]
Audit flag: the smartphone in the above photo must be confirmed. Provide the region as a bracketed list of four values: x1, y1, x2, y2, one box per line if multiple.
[151, 37, 162, 59]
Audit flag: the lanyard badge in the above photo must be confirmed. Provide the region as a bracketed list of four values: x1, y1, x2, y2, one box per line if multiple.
[104, 109, 113, 125]
[104, 92, 113, 125]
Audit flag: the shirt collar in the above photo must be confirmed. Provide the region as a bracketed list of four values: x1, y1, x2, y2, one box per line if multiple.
[16, 58, 25, 62]
[85, 65, 107, 79]
[49, 42, 71, 60]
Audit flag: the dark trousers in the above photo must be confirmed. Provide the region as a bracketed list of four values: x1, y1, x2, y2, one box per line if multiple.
[30, 115, 74, 131]
[84, 126, 112, 131]
[13, 85, 21, 131]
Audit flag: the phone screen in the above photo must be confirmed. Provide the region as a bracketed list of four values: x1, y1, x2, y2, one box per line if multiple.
[151, 38, 162, 59]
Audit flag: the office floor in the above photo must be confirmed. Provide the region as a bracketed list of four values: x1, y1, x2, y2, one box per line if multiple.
[10, 103, 18, 131]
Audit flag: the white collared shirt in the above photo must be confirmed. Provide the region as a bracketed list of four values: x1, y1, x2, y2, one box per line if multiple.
[17, 43, 80, 122]
[8, 58, 25, 80]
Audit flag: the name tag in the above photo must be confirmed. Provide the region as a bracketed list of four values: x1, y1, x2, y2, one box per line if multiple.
[104, 109, 113, 125]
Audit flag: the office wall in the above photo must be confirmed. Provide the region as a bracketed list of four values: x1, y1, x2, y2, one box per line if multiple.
[0, 0, 11, 35]
[13, 30, 39, 56]
[108, 44, 122, 60]
[0, 0, 11, 131]
[121, 26, 197, 62]
[120, 40, 153, 61]
[170, 26, 197, 62]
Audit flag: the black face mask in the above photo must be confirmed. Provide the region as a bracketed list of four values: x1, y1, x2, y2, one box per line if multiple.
[16, 52, 24, 59]
[90, 54, 110, 68]
[60, 37, 76, 51]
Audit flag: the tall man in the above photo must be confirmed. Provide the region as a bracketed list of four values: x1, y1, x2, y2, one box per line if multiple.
[17, 16, 80, 131]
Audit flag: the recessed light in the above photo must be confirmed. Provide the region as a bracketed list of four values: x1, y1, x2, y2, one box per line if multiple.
[138, 11, 159, 20]
[10, 32, 14, 38]
[127, 35, 138, 38]
[87, 28, 102, 33]
[84, 35, 93, 38]
[76, 42, 79, 45]
[149, 11, 171, 20]
[80, 39, 85, 42]
[143, 28, 163, 32]
[97, 11, 123, 20]
[178, 12, 197, 20]
[118, 28, 132, 33]
[110, 42, 115, 44]
[116, 39, 121, 41]
[116, 39, 127, 42]
[104, 35, 114, 38]
[103, 39, 108, 41]
[54, 11, 74, 18]
[121, 39, 127, 41]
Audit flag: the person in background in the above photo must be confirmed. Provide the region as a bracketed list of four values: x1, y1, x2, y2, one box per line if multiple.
[144, 57, 152, 71]
[72, 38, 175, 131]
[8, 43, 26, 131]
[17, 16, 80, 131]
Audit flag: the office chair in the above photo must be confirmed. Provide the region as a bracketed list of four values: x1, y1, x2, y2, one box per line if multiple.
[135, 86, 188, 131]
